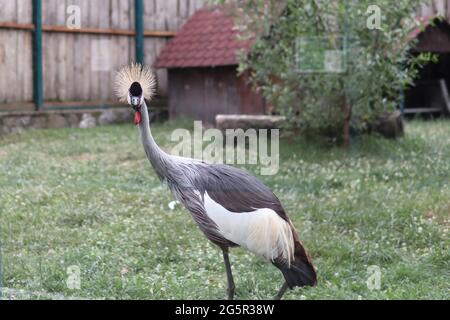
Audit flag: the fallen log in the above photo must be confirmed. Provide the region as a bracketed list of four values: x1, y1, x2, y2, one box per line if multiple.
[216, 114, 286, 130]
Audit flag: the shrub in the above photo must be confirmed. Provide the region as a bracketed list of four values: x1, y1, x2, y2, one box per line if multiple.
[215, 0, 436, 145]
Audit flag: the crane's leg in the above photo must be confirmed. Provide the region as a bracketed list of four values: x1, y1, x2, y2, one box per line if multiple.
[222, 248, 235, 300]
[274, 282, 289, 300]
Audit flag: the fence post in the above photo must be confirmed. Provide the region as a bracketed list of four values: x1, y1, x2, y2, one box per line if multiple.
[32, 0, 44, 111]
[135, 0, 144, 64]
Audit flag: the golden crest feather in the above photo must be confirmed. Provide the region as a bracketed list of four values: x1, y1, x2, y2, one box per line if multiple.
[114, 63, 157, 103]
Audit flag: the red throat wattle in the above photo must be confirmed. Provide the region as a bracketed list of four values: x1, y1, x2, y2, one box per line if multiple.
[134, 110, 142, 125]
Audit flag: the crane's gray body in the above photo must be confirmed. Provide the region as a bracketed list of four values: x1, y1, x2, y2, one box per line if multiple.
[139, 102, 286, 249]
[114, 64, 316, 297]
[137, 101, 316, 288]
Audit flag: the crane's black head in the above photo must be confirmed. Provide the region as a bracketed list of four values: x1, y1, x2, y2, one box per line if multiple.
[128, 82, 144, 110]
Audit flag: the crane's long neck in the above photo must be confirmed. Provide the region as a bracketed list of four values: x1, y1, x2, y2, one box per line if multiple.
[138, 101, 173, 181]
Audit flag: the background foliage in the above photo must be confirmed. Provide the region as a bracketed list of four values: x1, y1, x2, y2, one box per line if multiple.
[216, 0, 436, 144]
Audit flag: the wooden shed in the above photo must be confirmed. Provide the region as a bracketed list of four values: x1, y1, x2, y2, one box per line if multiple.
[154, 7, 266, 124]
[405, 16, 450, 114]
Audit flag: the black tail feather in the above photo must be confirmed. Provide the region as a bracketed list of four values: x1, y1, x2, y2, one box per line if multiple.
[276, 259, 317, 288]
[274, 236, 317, 288]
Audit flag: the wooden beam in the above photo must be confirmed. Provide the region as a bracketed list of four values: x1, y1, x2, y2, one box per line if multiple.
[0, 22, 34, 31]
[0, 22, 176, 38]
[43, 25, 135, 36]
[44, 100, 123, 108]
[403, 107, 443, 114]
[144, 30, 176, 37]
[439, 79, 450, 114]
[0, 103, 35, 113]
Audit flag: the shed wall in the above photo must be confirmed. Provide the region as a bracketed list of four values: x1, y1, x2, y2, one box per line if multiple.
[168, 67, 266, 124]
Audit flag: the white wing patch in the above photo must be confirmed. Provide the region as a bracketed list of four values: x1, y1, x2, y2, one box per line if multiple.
[202, 191, 295, 265]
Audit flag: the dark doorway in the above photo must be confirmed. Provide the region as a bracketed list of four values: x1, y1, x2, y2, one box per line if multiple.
[405, 20, 450, 115]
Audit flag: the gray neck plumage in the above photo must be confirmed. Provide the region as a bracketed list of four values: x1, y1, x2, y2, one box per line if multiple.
[138, 101, 174, 181]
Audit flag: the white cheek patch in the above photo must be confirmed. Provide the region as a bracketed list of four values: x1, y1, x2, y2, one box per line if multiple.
[202, 191, 294, 265]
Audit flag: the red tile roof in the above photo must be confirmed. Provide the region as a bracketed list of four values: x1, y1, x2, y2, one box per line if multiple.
[154, 7, 251, 69]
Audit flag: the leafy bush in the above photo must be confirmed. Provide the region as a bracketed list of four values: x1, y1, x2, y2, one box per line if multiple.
[215, 0, 436, 145]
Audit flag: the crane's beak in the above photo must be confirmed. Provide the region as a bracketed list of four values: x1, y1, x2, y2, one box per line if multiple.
[130, 96, 141, 110]
[129, 82, 144, 111]
[130, 95, 143, 125]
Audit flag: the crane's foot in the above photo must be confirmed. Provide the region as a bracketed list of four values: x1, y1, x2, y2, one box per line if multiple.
[227, 283, 235, 300]
[274, 282, 289, 300]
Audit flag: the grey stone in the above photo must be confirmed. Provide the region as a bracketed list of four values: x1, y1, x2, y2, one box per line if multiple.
[373, 110, 404, 139]
[216, 114, 286, 130]
[1, 125, 11, 135]
[0, 109, 135, 136]
[98, 110, 118, 126]
[9, 127, 24, 135]
[31, 116, 47, 129]
[116, 110, 134, 123]
[66, 114, 80, 128]
[47, 114, 67, 129]
[79, 113, 97, 129]
[3, 116, 32, 127]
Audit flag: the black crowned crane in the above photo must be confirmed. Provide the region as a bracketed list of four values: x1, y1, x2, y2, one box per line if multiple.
[114, 63, 317, 299]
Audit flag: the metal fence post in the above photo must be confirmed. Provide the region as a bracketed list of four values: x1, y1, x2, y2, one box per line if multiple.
[135, 0, 145, 64]
[32, 0, 44, 111]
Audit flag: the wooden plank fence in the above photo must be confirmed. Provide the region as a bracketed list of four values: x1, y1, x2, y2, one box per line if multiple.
[0, 0, 204, 110]
[418, 0, 450, 18]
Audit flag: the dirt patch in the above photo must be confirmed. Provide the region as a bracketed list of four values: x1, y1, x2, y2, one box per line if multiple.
[425, 205, 450, 227]
[70, 153, 98, 162]
[0, 148, 8, 159]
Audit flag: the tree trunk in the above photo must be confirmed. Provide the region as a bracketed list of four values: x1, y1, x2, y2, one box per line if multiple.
[342, 96, 352, 148]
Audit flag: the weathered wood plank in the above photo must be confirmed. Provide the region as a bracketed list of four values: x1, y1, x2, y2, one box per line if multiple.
[420, 0, 450, 17]
[64, 0, 76, 100]
[43, 0, 59, 26]
[165, 0, 180, 31]
[43, 0, 58, 101]
[88, 0, 100, 101]
[144, 0, 156, 29]
[80, 0, 90, 101]
[22, 31, 33, 102]
[4, 30, 18, 103]
[18, 0, 32, 103]
[110, 0, 121, 102]
[98, 0, 111, 100]
[15, 29, 25, 102]
[56, 1, 67, 101]
[118, 0, 131, 62]
[0, 0, 17, 23]
[16, 0, 32, 24]
[0, 0, 17, 104]
[0, 31, 8, 103]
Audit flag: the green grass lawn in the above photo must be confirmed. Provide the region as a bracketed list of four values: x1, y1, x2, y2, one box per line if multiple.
[0, 120, 448, 300]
